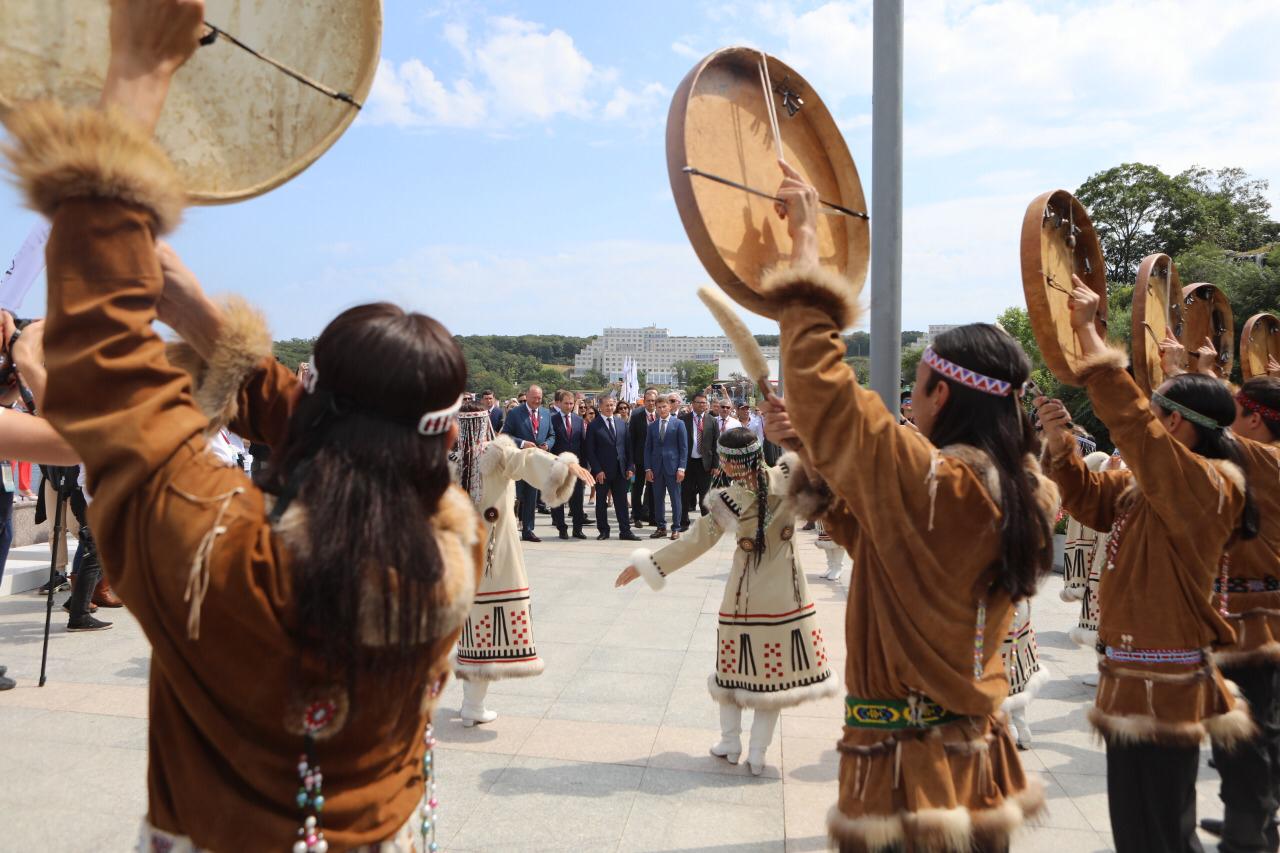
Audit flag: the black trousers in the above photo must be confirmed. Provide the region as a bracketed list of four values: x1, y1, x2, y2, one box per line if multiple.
[66, 490, 100, 620]
[1212, 661, 1280, 852]
[629, 471, 652, 524]
[1106, 737, 1204, 853]
[596, 474, 632, 538]
[680, 457, 711, 529]
[516, 480, 539, 535]
[551, 480, 587, 534]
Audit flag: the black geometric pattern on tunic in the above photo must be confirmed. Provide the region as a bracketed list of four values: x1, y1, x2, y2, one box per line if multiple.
[790, 628, 810, 672]
[492, 606, 509, 647]
[738, 633, 757, 676]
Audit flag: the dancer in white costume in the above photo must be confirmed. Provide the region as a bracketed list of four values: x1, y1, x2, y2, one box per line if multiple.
[1000, 599, 1050, 749]
[615, 429, 837, 775]
[450, 404, 593, 725]
[1061, 449, 1109, 604]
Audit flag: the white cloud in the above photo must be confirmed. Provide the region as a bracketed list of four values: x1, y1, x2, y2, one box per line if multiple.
[365, 15, 609, 129]
[603, 82, 670, 122]
[671, 40, 702, 59]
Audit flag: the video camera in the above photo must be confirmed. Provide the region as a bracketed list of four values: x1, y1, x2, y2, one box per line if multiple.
[0, 316, 35, 387]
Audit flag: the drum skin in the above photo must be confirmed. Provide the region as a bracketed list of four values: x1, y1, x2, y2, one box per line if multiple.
[1180, 283, 1234, 378]
[0, 0, 381, 203]
[1019, 189, 1108, 386]
[1132, 253, 1184, 394]
[667, 47, 868, 319]
[1240, 313, 1280, 380]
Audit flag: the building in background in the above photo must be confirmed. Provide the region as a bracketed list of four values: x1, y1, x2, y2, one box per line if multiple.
[921, 324, 959, 349]
[572, 326, 779, 387]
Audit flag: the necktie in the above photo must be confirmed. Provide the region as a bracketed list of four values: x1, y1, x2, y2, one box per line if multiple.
[660, 419, 667, 442]
[648, 412, 655, 424]
[531, 407, 539, 434]
[567, 414, 572, 439]
[694, 415, 701, 452]
[606, 417, 615, 439]
[720, 416, 726, 431]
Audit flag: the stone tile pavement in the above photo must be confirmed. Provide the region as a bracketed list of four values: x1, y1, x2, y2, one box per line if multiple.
[0, 508, 1229, 851]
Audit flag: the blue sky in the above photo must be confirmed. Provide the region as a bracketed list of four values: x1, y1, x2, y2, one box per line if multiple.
[3, 0, 1278, 339]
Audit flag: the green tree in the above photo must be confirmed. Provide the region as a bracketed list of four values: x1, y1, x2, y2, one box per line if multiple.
[272, 337, 316, 371]
[673, 359, 717, 398]
[1076, 163, 1179, 281]
[900, 346, 923, 383]
[578, 369, 608, 389]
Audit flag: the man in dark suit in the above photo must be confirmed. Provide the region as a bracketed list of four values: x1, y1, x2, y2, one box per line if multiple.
[645, 397, 688, 540]
[481, 389, 504, 433]
[549, 389, 588, 539]
[583, 396, 639, 541]
[501, 384, 555, 542]
[628, 387, 658, 528]
[678, 390, 717, 531]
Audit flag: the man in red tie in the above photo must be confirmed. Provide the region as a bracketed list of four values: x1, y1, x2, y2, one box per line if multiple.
[678, 390, 715, 531]
[501, 384, 555, 541]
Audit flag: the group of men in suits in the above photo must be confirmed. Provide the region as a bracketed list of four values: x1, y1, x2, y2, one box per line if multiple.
[498, 383, 752, 544]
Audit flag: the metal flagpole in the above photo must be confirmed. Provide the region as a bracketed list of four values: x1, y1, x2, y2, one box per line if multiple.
[870, 0, 904, 409]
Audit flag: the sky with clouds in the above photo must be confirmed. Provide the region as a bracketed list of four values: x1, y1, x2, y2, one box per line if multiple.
[3, 0, 1278, 339]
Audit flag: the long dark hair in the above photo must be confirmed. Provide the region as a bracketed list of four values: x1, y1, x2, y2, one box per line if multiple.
[264, 303, 467, 683]
[1157, 373, 1259, 541]
[925, 324, 1050, 600]
[1240, 377, 1280, 441]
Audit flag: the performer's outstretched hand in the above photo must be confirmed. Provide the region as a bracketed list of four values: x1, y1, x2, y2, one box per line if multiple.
[615, 566, 640, 588]
[1158, 331, 1188, 378]
[1034, 396, 1076, 458]
[569, 463, 595, 488]
[101, 0, 206, 132]
[760, 393, 799, 446]
[775, 161, 819, 269]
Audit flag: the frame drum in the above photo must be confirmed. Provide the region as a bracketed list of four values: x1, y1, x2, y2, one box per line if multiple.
[1241, 313, 1280, 380]
[1019, 189, 1108, 385]
[0, 0, 382, 203]
[667, 47, 868, 318]
[1132, 253, 1184, 393]
[1179, 283, 1234, 378]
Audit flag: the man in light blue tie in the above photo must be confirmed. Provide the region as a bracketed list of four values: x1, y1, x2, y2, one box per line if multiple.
[644, 397, 688, 540]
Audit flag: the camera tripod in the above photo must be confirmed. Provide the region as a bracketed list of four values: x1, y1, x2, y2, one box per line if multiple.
[37, 466, 78, 687]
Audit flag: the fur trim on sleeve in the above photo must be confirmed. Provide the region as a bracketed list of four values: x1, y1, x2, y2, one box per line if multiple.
[788, 461, 834, 522]
[760, 265, 863, 331]
[1, 101, 185, 234]
[543, 453, 581, 508]
[629, 547, 666, 591]
[1074, 344, 1129, 383]
[166, 296, 272, 434]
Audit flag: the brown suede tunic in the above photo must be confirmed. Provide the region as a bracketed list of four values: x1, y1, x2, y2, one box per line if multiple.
[1046, 354, 1249, 746]
[1215, 436, 1280, 667]
[6, 104, 481, 851]
[776, 284, 1049, 852]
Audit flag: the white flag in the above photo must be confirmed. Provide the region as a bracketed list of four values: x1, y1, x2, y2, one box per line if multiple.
[0, 221, 51, 312]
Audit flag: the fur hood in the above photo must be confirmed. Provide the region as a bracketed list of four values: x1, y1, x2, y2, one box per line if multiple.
[167, 296, 274, 436]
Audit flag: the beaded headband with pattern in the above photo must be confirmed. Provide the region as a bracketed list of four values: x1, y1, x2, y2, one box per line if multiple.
[922, 347, 1014, 397]
[304, 361, 463, 436]
[1151, 391, 1222, 431]
[1237, 391, 1280, 423]
[718, 438, 763, 458]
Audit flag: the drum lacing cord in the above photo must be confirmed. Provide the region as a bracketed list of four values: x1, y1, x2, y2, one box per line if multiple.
[173, 485, 246, 640]
[201, 21, 363, 108]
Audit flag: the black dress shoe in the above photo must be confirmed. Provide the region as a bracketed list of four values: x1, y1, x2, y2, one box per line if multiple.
[802, 521, 817, 531]
[649, 528, 667, 539]
[572, 531, 588, 540]
[632, 520, 645, 529]
[0, 673, 14, 691]
[558, 530, 569, 540]
[0, 664, 7, 677]
[67, 615, 112, 632]
[619, 533, 641, 541]
[596, 533, 611, 540]
[1199, 818, 1223, 837]
[537, 503, 550, 514]
[38, 573, 70, 595]
[521, 532, 542, 543]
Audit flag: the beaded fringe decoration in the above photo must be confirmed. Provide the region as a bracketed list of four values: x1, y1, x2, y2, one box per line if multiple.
[293, 734, 328, 853]
[419, 724, 439, 853]
[973, 598, 987, 679]
[1218, 553, 1231, 618]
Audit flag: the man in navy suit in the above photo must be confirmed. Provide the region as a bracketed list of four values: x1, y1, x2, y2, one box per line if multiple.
[481, 389, 504, 433]
[501, 384, 555, 542]
[644, 397, 688, 540]
[583, 396, 640, 541]
[549, 389, 588, 539]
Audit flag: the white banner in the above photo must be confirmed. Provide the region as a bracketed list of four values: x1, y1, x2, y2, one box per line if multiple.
[0, 222, 51, 313]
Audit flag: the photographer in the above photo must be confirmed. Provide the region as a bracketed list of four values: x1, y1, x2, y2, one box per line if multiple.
[0, 314, 80, 690]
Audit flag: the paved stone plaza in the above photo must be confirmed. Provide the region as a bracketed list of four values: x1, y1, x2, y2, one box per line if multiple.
[0, 516, 1227, 851]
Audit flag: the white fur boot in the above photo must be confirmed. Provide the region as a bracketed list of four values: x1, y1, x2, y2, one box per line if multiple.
[461, 680, 498, 727]
[1010, 706, 1032, 750]
[821, 547, 844, 581]
[747, 709, 780, 776]
[709, 703, 743, 764]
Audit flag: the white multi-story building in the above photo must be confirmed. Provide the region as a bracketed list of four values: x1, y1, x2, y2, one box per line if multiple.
[921, 324, 959, 349]
[572, 326, 780, 387]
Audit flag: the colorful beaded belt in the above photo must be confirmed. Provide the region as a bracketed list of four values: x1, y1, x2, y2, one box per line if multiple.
[1104, 646, 1204, 665]
[845, 695, 961, 729]
[1214, 577, 1280, 594]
